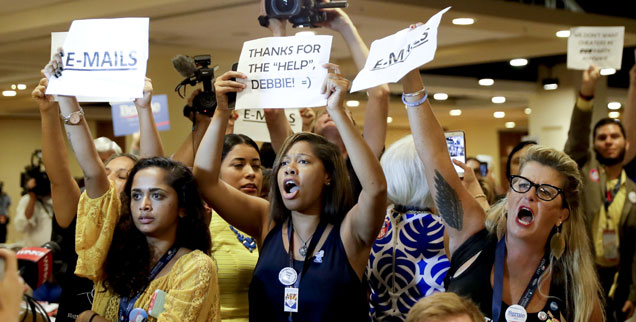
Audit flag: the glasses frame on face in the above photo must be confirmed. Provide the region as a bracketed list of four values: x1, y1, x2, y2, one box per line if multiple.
[509, 175, 564, 202]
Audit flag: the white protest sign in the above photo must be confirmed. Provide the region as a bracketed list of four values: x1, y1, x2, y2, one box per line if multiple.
[50, 32, 133, 102]
[235, 35, 332, 110]
[567, 26, 624, 70]
[351, 7, 450, 93]
[46, 18, 149, 100]
[234, 108, 302, 142]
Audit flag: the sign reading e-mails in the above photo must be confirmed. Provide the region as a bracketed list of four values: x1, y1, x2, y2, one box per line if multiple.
[235, 35, 333, 110]
[46, 18, 149, 100]
[351, 7, 450, 93]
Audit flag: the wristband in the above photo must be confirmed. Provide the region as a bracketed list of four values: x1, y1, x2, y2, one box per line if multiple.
[474, 194, 487, 200]
[402, 89, 428, 108]
[258, 15, 269, 28]
[88, 313, 98, 322]
[578, 91, 594, 101]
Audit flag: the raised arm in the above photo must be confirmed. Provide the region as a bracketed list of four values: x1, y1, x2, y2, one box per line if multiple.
[324, 64, 387, 271]
[624, 64, 636, 165]
[44, 51, 108, 198]
[321, 8, 390, 157]
[402, 66, 485, 255]
[563, 65, 600, 167]
[172, 89, 211, 166]
[134, 77, 164, 158]
[33, 76, 81, 228]
[193, 71, 270, 245]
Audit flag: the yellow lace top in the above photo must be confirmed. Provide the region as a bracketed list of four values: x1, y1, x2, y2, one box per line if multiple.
[209, 211, 259, 321]
[75, 182, 220, 322]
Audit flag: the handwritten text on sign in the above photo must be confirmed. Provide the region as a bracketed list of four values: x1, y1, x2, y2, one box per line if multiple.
[46, 18, 149, 100]
[236, 35, 332, 109]
[351, 7, 450, 93]
[567, 26, 624, 70]
[234, 108, 302, 142]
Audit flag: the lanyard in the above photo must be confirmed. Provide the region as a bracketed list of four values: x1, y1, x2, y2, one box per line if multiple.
[118, 245, 178, 322]
[491, 236, 548, 322]
[286, 217, 327, 320]
[604, 174, 622, 212]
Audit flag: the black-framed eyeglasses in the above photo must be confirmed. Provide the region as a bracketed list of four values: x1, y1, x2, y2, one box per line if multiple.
[510, 175, 564, 202]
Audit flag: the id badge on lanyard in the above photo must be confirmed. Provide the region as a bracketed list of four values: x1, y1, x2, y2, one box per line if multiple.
[284, 287, 299, 312]
[602, 228, 619, 262]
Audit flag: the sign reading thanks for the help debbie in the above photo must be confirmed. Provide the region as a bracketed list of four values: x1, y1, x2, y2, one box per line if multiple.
[235, 35, 332, 110]
[110, 94, 170, 137]
[234, 108, 302, 143]
[567, 26, 624, 70]
[46, 18, 149, 100]
[351, 7, 450, 93]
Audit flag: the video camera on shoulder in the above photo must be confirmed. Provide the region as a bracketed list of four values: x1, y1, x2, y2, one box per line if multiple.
[173, 54, 217, 117]
[20, 149, 51, 197]
[264, 0, 348, 28]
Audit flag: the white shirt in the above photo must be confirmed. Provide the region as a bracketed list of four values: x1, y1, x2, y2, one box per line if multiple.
[14, 194, 53, 247]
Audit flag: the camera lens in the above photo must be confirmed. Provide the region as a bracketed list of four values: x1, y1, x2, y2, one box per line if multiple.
[274, 0, 295, 13]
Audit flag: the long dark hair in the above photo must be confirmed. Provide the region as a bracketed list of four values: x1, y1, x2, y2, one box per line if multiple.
[103, 157, 211, 297]
[269, 132, 353, 225]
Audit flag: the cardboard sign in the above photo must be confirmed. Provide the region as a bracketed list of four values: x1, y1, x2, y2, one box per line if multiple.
[567, 26, 624, 70]
[110, 94, 170, 137]
[235, 35, 332, 109]
[351, 7, 450, 92]
[46, 18, 149, 100]
[233, 108, 302, 142]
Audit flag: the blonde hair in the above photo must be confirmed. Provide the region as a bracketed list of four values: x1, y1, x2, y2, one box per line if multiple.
[380, 135, 433, 209]
[405, 292, 484, 322]
[485, 145, 602, 322]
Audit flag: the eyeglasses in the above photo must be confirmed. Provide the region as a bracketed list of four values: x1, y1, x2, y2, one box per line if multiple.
[510, 175, 564, 202]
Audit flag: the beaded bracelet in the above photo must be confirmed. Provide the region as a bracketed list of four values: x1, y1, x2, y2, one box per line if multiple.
[402, 88, 428, 108]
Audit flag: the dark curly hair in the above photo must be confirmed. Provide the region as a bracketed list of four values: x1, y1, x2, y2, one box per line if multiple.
[103, 157, 211, 297]
[269, 132, 353, 225]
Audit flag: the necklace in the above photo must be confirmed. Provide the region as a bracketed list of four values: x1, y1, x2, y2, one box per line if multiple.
[295, 230, 313, 257]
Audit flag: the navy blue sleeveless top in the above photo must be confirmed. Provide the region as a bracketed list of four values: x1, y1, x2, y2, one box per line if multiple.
[249, 222, 368, 321]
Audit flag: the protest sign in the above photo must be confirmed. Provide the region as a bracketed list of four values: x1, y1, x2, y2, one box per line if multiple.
[233, 108, 302, 142]
[567, 26, 624, 70]
[110, 94, 170, 137]
[235, 35, 332, 110]
[46, 18, 149, 100]
[50, 32, 134, 102]
[351, 7, 450, 93]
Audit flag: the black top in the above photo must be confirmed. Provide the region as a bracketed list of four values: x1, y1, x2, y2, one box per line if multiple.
[445, 229, 567, 322]
[51, 217, 94, 322]
[249, 223, 367, 321]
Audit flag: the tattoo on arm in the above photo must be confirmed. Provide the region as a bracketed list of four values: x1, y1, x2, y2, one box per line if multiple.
[434, 169, 463, 230]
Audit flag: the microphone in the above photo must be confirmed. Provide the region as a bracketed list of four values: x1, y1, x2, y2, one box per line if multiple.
[171, 55, 198, 78]
[16, 241, 60, 290]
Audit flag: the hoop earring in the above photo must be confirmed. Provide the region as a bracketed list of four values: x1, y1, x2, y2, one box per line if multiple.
[550, 223, 565, 260]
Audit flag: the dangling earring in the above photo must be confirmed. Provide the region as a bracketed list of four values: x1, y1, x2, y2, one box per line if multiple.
[550, 223, 565, 260]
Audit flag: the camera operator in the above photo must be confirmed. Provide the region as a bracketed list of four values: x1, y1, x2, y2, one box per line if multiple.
[0, 182, 10, 243]
[14, 175, 53, 248]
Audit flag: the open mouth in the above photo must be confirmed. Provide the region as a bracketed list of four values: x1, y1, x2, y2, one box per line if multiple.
[516, 206, 534, 227]
[282, 179, 299, 199]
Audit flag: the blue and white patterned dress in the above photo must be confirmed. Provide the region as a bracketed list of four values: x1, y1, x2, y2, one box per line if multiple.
[366, 205, 450, 321]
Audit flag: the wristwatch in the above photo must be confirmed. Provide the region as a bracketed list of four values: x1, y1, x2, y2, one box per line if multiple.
[60, 107, 84, 125]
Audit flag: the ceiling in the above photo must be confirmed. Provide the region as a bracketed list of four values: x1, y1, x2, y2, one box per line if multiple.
[0, 0, 635, 123]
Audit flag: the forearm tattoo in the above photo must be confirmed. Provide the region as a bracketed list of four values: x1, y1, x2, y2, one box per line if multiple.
[434, 169, 463, 230]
